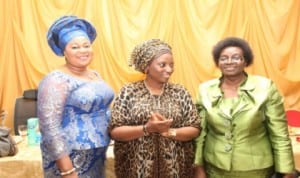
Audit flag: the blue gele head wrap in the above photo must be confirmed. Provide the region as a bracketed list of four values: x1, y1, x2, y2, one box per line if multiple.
[47, 15, 97, 56]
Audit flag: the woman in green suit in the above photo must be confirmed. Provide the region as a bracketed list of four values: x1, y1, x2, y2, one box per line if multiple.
[193, 37, 295, 178]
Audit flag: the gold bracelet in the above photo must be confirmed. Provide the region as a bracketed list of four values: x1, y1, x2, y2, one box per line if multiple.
[168, 128, 176, 139]
[60, 167, 76, 176]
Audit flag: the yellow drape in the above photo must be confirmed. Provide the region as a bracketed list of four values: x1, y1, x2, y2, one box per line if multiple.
[1, 0, 300, 131]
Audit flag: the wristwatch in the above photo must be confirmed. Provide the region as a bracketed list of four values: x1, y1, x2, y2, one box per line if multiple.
[168, 128, 176, 139]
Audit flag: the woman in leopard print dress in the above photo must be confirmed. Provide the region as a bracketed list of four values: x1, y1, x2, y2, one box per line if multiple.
[109, 39, 201, 178]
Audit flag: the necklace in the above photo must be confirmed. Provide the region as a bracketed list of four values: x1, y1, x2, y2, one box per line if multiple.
[143, 80, 166, 112]
[63, 64, 96, 81]
[86, 71, 96, 80]
[143, 80, 165, 96]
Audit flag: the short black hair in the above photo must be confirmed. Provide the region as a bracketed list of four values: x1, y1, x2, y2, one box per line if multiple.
[212, 37, 254, 67]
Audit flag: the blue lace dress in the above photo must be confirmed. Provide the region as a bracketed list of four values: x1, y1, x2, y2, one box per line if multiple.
[37, 70, 114, 178]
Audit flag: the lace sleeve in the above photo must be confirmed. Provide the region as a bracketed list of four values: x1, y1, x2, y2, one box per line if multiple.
[37, 72, 71, 161]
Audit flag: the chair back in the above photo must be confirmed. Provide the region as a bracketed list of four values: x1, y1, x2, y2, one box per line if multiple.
[14, 89, 38, 135]
[0, 110, 7, 126]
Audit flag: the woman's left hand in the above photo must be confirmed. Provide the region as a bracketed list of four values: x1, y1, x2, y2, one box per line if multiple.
[146, 112, 173, 133]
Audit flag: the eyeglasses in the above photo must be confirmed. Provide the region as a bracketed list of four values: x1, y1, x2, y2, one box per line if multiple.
[219, 55, 244, 63]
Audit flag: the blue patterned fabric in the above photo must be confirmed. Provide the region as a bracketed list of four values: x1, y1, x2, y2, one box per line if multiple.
[41, 147, 107, 178]
[37, 70, 114, 178]
[47, 15, 97, 56]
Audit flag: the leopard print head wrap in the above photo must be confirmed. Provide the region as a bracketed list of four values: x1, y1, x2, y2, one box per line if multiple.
[129, 39, 172, 73]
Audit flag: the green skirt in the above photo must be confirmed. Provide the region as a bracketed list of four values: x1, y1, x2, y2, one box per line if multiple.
[206, 163, 274, 178]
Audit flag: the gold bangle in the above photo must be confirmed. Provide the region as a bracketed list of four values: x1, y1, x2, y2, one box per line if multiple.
[143, 124, 149, 136]
[60, 167, 76, 176]
[168, 128, 176, 139]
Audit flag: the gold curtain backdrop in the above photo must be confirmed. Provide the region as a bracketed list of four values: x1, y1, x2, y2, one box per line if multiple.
[1, 0, 300, 131]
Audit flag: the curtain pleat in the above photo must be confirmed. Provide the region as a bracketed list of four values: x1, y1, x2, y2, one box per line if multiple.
[1, 0, 300, 131]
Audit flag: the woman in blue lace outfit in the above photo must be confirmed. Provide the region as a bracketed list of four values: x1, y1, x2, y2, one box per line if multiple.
[37, 16, 114, 178]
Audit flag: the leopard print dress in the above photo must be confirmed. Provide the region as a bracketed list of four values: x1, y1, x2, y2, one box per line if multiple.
[109, 81, 201, 178]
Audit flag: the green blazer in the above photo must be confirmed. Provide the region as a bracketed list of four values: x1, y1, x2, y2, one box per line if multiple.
[194, 75, 294, 173]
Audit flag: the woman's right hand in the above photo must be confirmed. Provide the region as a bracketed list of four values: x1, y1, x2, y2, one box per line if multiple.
[56, 156, 78, 178]
[194, 165, 206, 178]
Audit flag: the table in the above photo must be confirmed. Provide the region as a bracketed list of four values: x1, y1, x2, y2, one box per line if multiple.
[0, 136, 43, 178]
[1, 136, 297, 178]
[0, 136, 116, 178]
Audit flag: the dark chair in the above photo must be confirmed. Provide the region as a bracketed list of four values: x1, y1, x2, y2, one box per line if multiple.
[13, 89, 38, 135]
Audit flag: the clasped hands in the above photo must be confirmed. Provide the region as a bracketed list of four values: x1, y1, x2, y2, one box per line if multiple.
[144, 111, 173, 137]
